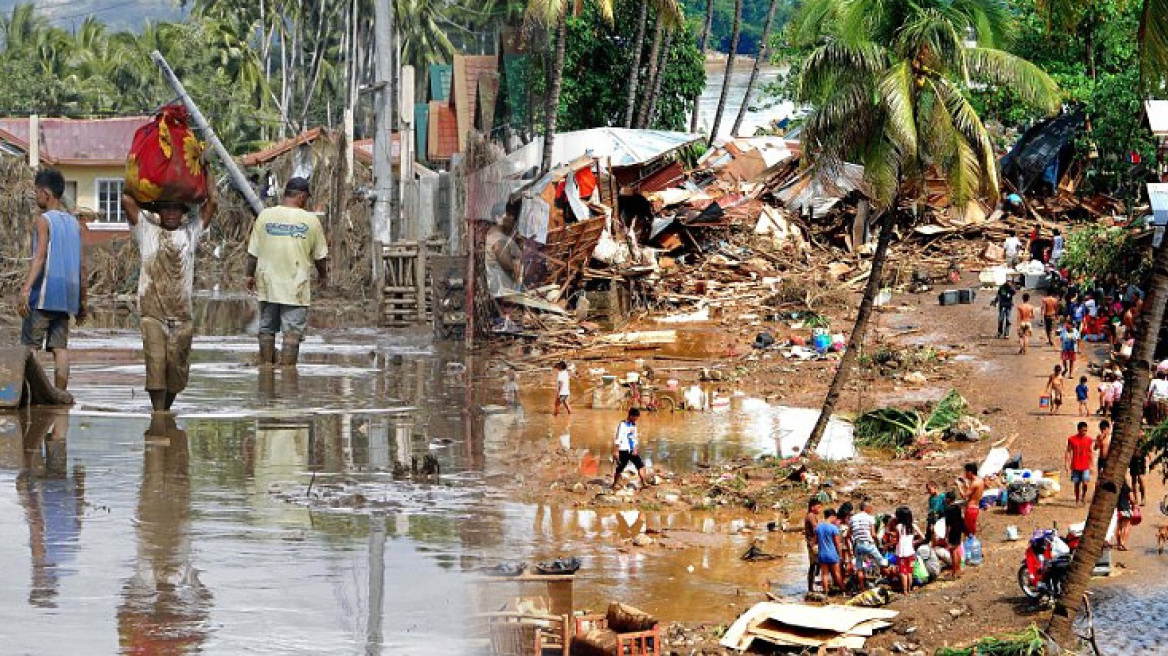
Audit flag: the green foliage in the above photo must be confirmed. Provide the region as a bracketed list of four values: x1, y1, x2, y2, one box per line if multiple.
[681, 0, 793, 55]
[969, 0, 1157, 195]
[1058, 226, 1150, 285]
[854, 389, 967, 449]
[934, 623, 1046, 656]
[559, 2, 705, 131]
[782, 0, 1059, 209]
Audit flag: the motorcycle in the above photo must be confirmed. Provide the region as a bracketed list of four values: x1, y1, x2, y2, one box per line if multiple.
[1017, 525, 1080, 601]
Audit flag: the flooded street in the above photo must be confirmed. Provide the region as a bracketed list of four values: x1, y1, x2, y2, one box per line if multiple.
[0, 302, 820, 654]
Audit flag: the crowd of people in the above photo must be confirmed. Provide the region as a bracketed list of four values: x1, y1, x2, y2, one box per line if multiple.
[802, 463, 987, 596]
[996, 230, 1157, 553]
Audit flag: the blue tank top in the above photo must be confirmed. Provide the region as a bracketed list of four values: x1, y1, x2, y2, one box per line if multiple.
[29, 210, 82, 315]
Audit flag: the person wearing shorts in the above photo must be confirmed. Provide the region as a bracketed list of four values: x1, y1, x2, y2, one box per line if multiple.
[1041, 295, 1059, 345]
[1059, 319, 1081, 378]
[1066, 421, 1095, 506]
[553, 360, 572, 416]
[612, 408, 647, 488]
[1016, 294, 1035, 353]
[957, 463, 984, 536]
[122, 188, 216, 412]
[19, 169, 86, 391]
[804, 497, 822, 592]
[246, 178, 328, 368]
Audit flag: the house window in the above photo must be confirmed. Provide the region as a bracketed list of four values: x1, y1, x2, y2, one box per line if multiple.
[95, 179, 125, 223]
[64, 181, 77, 209]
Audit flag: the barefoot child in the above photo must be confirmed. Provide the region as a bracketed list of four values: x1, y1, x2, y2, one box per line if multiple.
[1044, 365, 1065, 415]
[1076, 376, 1090, 416]
[553, 360, 572, 416]
[1017, 294, 1035, 354]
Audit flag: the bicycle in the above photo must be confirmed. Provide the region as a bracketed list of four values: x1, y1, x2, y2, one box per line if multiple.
[623, 383, 676, 412]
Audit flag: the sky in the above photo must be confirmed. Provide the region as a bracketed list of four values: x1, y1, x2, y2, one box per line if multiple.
[0, 0, 186, 30]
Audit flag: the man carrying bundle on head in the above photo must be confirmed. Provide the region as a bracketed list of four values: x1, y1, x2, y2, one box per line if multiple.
[122, 187, 217, 412]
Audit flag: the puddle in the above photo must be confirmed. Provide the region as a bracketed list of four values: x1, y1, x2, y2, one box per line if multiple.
[1083, 583, 1168, 654]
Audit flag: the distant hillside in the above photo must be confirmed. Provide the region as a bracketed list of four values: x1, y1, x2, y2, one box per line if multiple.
[0, 0, 185, 31]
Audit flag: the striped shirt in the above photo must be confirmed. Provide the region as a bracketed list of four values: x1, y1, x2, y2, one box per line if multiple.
[849, 511, 876, 544]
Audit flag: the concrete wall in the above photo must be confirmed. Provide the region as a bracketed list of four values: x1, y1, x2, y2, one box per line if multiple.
[59, 165, 127, 229]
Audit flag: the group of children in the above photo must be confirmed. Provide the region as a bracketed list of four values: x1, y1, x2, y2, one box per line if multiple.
[803, 471, 986, 597]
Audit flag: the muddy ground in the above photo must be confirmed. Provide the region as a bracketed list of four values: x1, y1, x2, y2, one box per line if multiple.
[486, 276, 1168, 654]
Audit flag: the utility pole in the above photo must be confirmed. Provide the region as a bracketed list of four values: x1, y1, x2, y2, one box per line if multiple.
[372, 0, 396, 246]
[390, 20, 403, 242]
[152, 51, 264, 216]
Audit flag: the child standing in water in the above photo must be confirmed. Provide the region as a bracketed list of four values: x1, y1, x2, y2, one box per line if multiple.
[1044, 365, 1064, 415]
[553, 361, 572, 416]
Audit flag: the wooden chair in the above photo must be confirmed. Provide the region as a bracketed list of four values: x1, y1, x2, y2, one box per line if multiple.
[481, 611, 570, 656]
[574, 614, 661, 656]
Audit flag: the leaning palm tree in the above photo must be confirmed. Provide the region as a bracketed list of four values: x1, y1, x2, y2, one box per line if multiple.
[794, 0, 1060, 455]
[529, 0, 615, 174]
[707, 0, 743, 145]
[731, 0, 778, 137]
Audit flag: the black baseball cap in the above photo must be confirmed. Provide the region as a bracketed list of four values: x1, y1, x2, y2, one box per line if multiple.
[285, 177, 312, 196]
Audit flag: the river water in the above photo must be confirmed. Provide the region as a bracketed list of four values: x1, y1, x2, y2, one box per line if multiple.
[692, 57, 797, 140]
[0, 299, 810, 654]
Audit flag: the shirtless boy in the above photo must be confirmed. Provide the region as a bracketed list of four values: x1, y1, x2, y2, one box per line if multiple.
[956, 463, 984, 537]
[1017, 293, 1036, 354]
[1044, 365, 1065, 415]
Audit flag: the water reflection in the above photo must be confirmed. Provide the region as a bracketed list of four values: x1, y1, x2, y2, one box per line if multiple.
[16, 409, 84, 608]
[117, 413, 211, 652]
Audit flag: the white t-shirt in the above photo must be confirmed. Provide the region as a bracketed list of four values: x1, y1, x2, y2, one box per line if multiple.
[614, 420, 637, 452]
[133, 213, 203, 321]
[849, 511, 876, 544]
[556, 370, 570, 396]
[1150, 378, 1168, 401]
[1003, 236, 1022, 258]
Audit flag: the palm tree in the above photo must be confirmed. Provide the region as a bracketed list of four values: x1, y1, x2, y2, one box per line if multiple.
[707, 0, 743, 145]
[635, 1, 683, 129]
[731, 0, 777, 137]
[528, 0, 615, 174]
[622, 1, 649, 127]
[643, 28, 674, 127]
[793, 0, 1060, 454]
[689, 0, 714, 133]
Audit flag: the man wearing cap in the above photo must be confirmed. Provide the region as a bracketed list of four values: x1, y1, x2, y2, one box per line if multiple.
[122, 186, 217, 412]
[245, 177, 328, 367]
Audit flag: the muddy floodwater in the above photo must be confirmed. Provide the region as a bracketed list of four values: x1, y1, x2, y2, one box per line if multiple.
[0, 303, 818, 654]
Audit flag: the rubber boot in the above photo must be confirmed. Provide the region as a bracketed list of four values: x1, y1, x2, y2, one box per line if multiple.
[281, 334, 301, 367]
[258, 335, 277, 367]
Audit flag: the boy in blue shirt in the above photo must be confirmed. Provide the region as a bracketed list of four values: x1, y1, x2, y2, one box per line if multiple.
[1075, 376, 1090, 417]
[816, 508, 845, 595]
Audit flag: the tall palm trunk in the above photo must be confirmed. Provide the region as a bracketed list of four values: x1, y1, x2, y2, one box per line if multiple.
[804, 209, 896, 454]
[540, 11, 568, 174]
[1047, 238, 1168, 644]
[731, 0, 777, 137]
[644, 29, 673, 128]
[690, 0, 715, 133]
[708, 0, 743, 145]
[622, 1, 649, 128]
[636, 18, 665, 129]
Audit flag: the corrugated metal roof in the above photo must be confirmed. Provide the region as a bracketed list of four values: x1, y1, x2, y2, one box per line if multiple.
[241, 129, 398, 168]
[0, 115, 149, 166]
[551, 128, 701, 170]
[1147, 100, 1168, 136]
[428, 102, 458, 161]
[1149, 183, 1168, 226]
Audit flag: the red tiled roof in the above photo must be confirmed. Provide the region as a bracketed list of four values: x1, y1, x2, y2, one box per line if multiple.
[353, 135, 402, 166]
[429, 102, 457, 161]
[0, 115, 149, 166]
[241, 129, 398, 168]
[239, 127, 324, 166]
[462, 55, 496, 130]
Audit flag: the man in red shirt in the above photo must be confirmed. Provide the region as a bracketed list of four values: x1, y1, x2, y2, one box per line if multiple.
[1065, 421, 1096, 506]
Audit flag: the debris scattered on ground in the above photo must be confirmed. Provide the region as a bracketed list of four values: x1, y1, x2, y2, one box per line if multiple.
[720, 601, 898, 651]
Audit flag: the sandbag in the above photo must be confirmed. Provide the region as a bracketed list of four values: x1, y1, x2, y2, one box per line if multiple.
[606, 602, 656, 633]
[125, 104, 209, 205]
